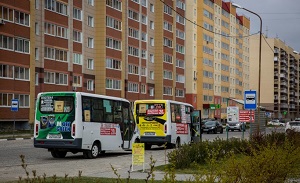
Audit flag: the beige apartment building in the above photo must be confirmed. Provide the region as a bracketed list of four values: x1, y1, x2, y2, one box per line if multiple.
[185, 0, 250, 120]
[250, 35, 300, 119]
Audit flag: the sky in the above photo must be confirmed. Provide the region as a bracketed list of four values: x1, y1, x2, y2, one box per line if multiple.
[225, 0, 300, 52]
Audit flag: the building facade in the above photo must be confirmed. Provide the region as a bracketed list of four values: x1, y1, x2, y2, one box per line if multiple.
[0, 0, 188, 128]
[250, 35, 300, 119]
[185, 0, 250, 120]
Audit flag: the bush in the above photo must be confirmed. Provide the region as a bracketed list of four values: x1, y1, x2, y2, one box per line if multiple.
[167, 138, 249, 169]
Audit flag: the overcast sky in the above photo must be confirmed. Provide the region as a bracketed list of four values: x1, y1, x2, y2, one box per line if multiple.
[225, 0, 300, 52]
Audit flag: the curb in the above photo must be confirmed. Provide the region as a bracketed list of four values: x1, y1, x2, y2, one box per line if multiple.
[0, 137, 33, 141]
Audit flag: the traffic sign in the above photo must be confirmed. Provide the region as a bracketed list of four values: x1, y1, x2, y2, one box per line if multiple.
[239, 110, 255, 122]
[11, 99, 19, 112]
[244, 90, 257, 110]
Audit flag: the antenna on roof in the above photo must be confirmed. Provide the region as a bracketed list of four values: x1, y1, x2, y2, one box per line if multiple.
[265, 26, 268, 38]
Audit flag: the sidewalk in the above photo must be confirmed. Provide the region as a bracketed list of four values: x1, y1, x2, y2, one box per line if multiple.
[0, 133, 33, 141]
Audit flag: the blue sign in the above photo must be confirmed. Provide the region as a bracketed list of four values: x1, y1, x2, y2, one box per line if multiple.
[244, 90, 257, 110]
[11, 99, 19, 112]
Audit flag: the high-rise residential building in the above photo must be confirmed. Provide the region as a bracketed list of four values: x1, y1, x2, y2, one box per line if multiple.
[0, 0, 187, 128]
[185, 0, 250, 120]
[250, 35, 300, 119]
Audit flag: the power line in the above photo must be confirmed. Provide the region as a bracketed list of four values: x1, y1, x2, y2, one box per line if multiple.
[262, 34, 275, 53]
[159, 0, 259, 38]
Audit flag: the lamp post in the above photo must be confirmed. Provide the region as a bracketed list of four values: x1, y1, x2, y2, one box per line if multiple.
[232, 3, 262, 135]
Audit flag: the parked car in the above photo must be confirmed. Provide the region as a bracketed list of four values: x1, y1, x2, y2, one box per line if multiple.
[226, 122, 245, 132]
[294, 118, 300, 121]
[285, 121, 300, 134]
[267, 119, 285, 126]
[201, 121, 223, 134]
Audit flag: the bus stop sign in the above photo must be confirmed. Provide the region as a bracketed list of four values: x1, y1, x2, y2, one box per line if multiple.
[11, 99, 19, 112]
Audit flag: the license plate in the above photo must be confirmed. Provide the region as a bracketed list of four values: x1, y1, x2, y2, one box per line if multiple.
[144, 132, 155, 136]
[48, 134, 62, 139]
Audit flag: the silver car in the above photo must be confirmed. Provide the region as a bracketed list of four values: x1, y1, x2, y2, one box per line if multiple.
[226, 122, 245, 132]
[285, 121, 300, 134]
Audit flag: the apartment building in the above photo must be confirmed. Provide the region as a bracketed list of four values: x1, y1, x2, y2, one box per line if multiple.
[250, 35, 300, 119]
[185, 0, 250, 120]
[0, 0, 186, 128]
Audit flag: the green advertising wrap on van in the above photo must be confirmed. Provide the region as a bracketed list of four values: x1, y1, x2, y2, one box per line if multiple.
[35, 92, 76, 140]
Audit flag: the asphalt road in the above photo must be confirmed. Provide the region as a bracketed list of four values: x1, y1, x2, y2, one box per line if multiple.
[0, 127, 285, 182]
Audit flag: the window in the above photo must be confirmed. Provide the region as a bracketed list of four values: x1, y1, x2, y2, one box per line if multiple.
[44, 22, 56, 36]
[164, 4, 172, 15]
[73, 30, 82, 42]
[175, 89, 184, 97]
[73, 75, 82, 87]
[87, 80, 94, 91]
[35, 22, 39, 35]
[149, 71, 154, 79]
[15, 37, 30, 53]
[128, 46, 139, 57]
[73, 53, 82, 65]
[176, 29, 185, 39]
[128, 28, 139, 39]
[87, 59, 94, 70]
[176, 0, 185, 10]
[176, 59, 184, 68]
[149, 87, 154, 96]
[14, 66, 30, 80]
[106, 0, 122, 11]
[106, 58, 121, 70]
[14, 94, 30, 108]
[163, 87, 173, 96]
[0, 93, 13, 106]
[88, 37, 94, 48]
[164, 54, 173, 64]
[73, 8, 82, 20]
[55, 73, 68, 85]
[45, 0, 68, 15]
[35, 48, 39, 60]
[44, 47, 54, 59]
[164, 37, 172, 48]
[106, 79, 121, 90]
[35, 72, 39, 85]
[150, 4, 154, 12]
[44, 71, 55, 84]
[88, 0, 94, 6]
[128, 82, 139, 93]
[149, 54, 154, 63]
[128, 65, 139, 75]
[141, 0, 147, 7]
[150, 37, 154, 46]
[141, 32, 147, 41]
[1, 7, 14, 21]
[14, 10, 30, 26]
[176, 14, 185, 24]
[163, 70, 173, 79]
[55, 49, 68, 62]
[56, 26, 68, 39]
[164, 21, 172, 31]
[141, 84, 146, 94]
[0, 35, 14, 50]
[141, 50, 147, 59]
[106, 16, 122, 30]
[176, 44, 185, 54]
[141, 67, 147, 76]
[150, 21, 154, 29]
[176, 74, 185, 83]
[106, 37, 121, 50]
[128, 9, 139, 21]
[141, 15, 147, 24]
[88, 16, 94, 27]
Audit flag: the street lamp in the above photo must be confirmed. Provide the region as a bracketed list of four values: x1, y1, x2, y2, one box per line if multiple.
[232, 3, 262, 135]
